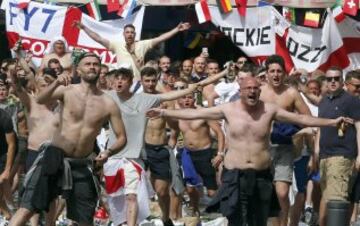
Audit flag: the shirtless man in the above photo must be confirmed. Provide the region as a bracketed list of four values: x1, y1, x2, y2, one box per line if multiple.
[9, 52, 127, 226]
[143, 67, 183, 225]
[40, 37, 72, 73]
[260, 55, 311, 226]
[104, 67, 226, 226]
[9, 67, 60, 226]
[176, 92, 225, 215]
[147, 77, 348, 226]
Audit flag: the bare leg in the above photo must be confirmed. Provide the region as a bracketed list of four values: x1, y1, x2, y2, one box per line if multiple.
[126, 193, 138, 226]
[151, 178, 170, 222]
[45, 200, 58, 226]
[0, 185, 12, 220]
[8, 207, 34, 226]
[275, 181, 290, 226]
[170, 190, 182, 220]
[351, 203, 358, 224]
[186, 186, 199, 215]
[290, 192, 305, 226]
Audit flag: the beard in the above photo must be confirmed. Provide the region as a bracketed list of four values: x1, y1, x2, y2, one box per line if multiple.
[82, 72, 99, 84]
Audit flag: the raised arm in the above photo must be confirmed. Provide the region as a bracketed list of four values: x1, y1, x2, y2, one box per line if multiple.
[147, 105, 225, 121]
[275, 106, 345, 128]
[158, 83, 198, 102]
[9, 66, 31, 110]
[151, 22, 190, 47]
[74, 21, 110, 49]
[199, 68, 228, 87]
[36, 74, 69, 104]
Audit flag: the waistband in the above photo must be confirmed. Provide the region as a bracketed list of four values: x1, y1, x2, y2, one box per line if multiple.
[224, 167, 271, 177]
[183, 146, 213, 155]
[145, 143, 168, 149]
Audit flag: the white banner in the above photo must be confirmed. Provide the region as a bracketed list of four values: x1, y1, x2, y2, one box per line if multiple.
[286, 12, 349, 72]
[5, 0, 145, 66]
[209, 6, 276, 65]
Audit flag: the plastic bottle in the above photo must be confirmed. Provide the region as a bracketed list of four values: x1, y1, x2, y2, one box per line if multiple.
[93, 206, 109, 226]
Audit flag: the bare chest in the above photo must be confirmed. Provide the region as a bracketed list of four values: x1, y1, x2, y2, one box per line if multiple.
[179, 119, 206, 132]
[260, 89, 294, 111]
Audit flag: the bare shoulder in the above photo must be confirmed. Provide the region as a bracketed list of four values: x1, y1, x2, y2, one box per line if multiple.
[287, 86, 301, 97]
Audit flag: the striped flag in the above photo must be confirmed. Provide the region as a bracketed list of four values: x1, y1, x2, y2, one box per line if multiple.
[117, 0, 136, 18]
[216, 0, 232, 14]
[195, 0, 211, 24]
[17, 0, 31, 9]
[85, 0, 102, 21]
[303, 11, 320, 27]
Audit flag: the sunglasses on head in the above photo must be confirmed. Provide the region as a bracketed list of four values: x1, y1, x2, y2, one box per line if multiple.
[326, 76, 341, 82]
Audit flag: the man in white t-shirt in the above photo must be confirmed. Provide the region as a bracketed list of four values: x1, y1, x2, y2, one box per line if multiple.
[74, 22, 190, 81]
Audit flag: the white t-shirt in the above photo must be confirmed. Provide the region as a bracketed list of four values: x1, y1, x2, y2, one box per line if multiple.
[106, 91, 161, 159]
[214, 81, 239, 104]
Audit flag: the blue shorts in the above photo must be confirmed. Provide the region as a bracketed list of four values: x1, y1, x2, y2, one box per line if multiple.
[309, 171, 320, 182]
[294, 156, 310, 193]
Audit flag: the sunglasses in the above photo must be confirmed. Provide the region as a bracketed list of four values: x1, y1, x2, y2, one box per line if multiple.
[174, 86, 186, 90]
[326, 76, 341, 82]
[349, 83, 360, 89]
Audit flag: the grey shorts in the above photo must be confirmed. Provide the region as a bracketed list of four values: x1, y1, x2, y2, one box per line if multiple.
[270, 144, 294, 183]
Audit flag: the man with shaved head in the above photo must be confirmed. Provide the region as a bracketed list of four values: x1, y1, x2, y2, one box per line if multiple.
[146, 77, 349, 226]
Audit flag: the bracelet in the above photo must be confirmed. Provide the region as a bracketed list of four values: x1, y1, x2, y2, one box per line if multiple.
[217, 152, 225, 157]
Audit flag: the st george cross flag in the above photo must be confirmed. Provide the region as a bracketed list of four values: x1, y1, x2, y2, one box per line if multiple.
[5, 0, 144, 66]
[17, 0, 30, 9]
[195, 0, 211, 24]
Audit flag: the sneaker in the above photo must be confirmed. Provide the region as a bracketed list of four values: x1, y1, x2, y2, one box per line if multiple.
[304, 207, 314, 224]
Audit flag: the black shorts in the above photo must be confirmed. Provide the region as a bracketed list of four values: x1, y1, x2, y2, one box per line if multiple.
[207, 168, 279, 226]
[65, 162, 98, 225]
[17, 136, 28, 165]
[25, 149, 39, 172]
[145, 143, 171, 181]
[178, 147, 217, 190]
[20, 145, 97, 224]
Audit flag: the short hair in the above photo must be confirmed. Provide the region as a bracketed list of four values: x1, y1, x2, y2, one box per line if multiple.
[114, 68, 133, 80]
[254, 66, 266, 76]
[307, 79, 321, 88]
[101, 64, 109, 70]
[168, 66, 180, 77]
[47, 58, 60, 67]
[238, 63, 254, 75]
[265, 55, 285, 71]
[140, 67, 157, 78]
[345, 70, 360, 81]
[207, 59, 218, 65]
[124, 24, 135, 30]
[77, 52, 101, 65]
[43, 68, 57, 79]
[326, 66, 343, 78]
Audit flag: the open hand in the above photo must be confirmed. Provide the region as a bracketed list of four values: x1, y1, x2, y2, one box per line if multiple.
[95, 150, 110, 167]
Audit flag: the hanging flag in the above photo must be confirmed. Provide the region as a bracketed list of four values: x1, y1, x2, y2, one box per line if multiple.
[216, 0, 232, 14]
[85, 0, 102, 21]
[107, 0, 119, 13]
[332, 5, 346, 22]
[117, 0, 136, 18]
[303, 11, 320, 27]
[184, 33, 202, 49]
[235, 0, 247, 16]
[17, 0, 30, 9]
[343, 0, 359, 16]
[282, 7, 295, 24]
[195, 0, 211, 24]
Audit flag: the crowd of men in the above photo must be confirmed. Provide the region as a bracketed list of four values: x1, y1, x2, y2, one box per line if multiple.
[0, 20, 360, 226]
